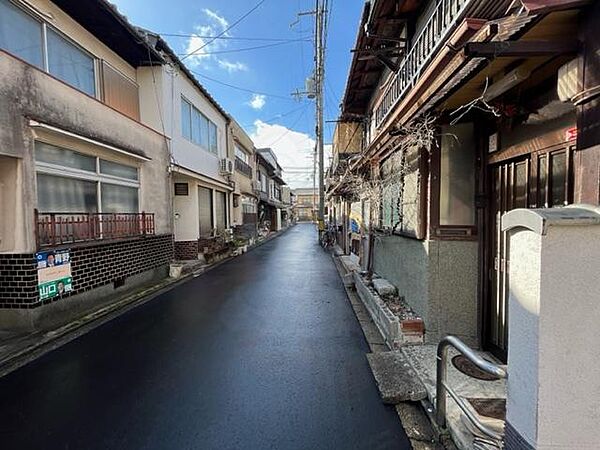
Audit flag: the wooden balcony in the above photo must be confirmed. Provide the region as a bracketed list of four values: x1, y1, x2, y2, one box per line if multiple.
[374, 0, 478, 128]
[35, 211, 155, 247]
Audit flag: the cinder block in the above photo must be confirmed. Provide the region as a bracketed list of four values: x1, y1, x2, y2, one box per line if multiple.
[372, 278, 397, 297]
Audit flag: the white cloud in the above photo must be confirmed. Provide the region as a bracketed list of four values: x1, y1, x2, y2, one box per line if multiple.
[250, 120, 331, 189]
[247, 94, 266, 110]
[218, 60, 248, 73]
[184, 9, 247, 73]
[203, 8, 228, 29]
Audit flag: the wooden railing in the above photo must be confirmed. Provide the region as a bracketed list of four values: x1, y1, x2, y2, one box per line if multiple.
[35, 211, 155, 247]
[235, 157, 253, 178]
[374, 0, 475, 127]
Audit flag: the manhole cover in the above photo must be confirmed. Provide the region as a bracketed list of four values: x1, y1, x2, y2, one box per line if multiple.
[451, 355, 500, 381]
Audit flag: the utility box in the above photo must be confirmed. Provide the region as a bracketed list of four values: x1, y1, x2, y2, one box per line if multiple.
[501, 205, 600, 450]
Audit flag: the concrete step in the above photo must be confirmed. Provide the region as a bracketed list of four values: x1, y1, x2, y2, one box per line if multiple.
[367, 351, 428, 404]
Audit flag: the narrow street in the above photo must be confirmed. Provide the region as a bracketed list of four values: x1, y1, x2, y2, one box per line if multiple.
[0, 224, 409, 450]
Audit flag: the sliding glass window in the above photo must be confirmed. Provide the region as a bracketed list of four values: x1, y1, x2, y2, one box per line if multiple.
[0, 0, 96, 96]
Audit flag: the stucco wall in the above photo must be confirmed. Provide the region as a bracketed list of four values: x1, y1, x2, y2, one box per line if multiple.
[138, 65, 229, 184]
[0, 52, 172, 251]
[373, 234, 478, 345]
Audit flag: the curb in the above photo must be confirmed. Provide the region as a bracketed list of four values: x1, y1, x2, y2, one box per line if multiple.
[0, 225, 293, 379]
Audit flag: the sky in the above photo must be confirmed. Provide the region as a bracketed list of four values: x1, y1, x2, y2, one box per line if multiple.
[110, 0, 363, 188]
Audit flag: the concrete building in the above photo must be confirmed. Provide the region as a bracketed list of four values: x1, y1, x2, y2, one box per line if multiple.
[328, 0, 600, 355]
[293, 188, 318, 222]
[228, 118, 259, 240]
[0, 0, 173, 330]
[256, 148, 287, 232]
[136, 31, 234, 261]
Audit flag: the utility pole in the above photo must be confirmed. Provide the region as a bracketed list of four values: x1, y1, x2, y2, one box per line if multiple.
[315, 0, 326, 230]
[292, 1, 327, 234]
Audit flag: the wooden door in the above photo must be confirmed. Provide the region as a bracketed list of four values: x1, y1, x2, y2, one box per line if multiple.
[484, 144, 576, 361]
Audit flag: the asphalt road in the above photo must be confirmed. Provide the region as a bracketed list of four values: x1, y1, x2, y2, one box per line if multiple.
[0, 223, 410, 450]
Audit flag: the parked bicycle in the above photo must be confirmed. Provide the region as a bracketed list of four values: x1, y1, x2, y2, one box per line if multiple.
[320, 224, 335, 250]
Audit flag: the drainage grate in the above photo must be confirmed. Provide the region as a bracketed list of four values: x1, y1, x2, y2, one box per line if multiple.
[451, 355, 501, 381]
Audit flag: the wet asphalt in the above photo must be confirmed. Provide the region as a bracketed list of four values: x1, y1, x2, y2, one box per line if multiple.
[0, 223, 410, 450]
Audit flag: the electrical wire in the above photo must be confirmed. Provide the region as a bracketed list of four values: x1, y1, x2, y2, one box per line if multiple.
[241, 105, 307, 127]
[189, 69, 296, 101]
[181, 0, 268, 61]
[265, 107, 311, 147]
[176, 40, 309, 57]
[159, 32, 310, 42]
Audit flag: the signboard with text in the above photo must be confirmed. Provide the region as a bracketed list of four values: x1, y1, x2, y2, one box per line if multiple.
[36, 250, 72, 300]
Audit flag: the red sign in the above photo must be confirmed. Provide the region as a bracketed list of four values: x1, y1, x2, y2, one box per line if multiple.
[566, 127, 578, 141]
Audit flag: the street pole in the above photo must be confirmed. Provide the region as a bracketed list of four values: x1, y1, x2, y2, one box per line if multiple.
[315, 0, 325, 230]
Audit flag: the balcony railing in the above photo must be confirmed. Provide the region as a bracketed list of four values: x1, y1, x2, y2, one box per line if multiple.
[235, 157, 253, 178]
[35, 211, 155, 247]
[374, 0, 475, 127]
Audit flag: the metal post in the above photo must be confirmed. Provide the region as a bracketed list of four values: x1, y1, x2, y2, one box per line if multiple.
[436, 340, 449, 428]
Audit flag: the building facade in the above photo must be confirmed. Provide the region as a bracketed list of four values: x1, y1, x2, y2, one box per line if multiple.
[328, 0, 600, 356]
[0, 0, 173, 330]
[293, 188, 318, 222]
[256, 148, 287, 232]
[137, 32, 233, 261]
[228, 119, 259, 240]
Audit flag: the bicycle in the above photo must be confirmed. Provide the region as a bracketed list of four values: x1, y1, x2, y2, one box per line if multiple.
[320, 226, 335, 250]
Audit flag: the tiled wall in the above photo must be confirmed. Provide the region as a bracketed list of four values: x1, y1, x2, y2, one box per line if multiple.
[0, 235, 173, 309]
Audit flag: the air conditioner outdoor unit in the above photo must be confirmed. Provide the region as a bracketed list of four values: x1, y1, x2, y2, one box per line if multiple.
[219, 158, 234, 175]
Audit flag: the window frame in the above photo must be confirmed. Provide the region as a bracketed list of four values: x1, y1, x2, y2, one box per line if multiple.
[180, 96, 220, 155]
[429, 124, 478, 241]
[0, 0, 99, 97]
[34, 140, 140, 214]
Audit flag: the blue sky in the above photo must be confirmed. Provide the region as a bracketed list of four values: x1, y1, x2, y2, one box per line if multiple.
[111, 0, 362, 187]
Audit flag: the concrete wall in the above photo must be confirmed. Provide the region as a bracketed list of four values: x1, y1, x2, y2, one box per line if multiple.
[0, 51, 172, 252]
[373, 234, 478, 345]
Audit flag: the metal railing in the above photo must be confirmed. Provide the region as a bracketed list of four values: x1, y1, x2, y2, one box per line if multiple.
[235, 157, 253, 178]
[374, 0, 475, 127]
[436, 335, 507, 445]
[36, 211, 155, 247]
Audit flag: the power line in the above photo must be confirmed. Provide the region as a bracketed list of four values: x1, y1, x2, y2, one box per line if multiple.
[189, 69, 296, 101]
[265, 107, 310, 146]
[181, 0, 268, 61]
[176, 40, 309, 57]
[159, 32, 310, 42]
[241, 105, 307, 127]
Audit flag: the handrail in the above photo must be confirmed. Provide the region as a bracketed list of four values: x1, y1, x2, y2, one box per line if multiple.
[436, 335, 507, 443]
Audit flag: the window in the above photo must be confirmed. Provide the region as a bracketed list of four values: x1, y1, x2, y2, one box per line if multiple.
[215, 191, 227, 232]
[37, 173, 97, 213]
[0, 0, 43, 67]
[101, 184, 138, 213]
[439, 123, 475, 226]
[198, 186, 212, 237]
[181, 99, 192, 140]
[209, 122, 218, 154]
[260, 172, 268, 192]
[0, 1, 96, 96]
[35, 142, 139, 214]
[47, 28, 95, 96]
[550, 152, 567, 207]
[235, 145, 248, 163]
[181, 97, 219, 154]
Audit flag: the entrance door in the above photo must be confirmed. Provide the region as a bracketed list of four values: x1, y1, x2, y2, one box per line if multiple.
[484, 144, 576, 361]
